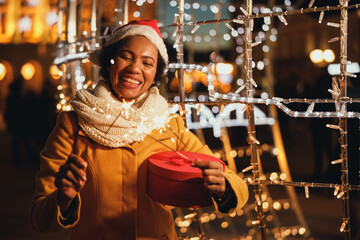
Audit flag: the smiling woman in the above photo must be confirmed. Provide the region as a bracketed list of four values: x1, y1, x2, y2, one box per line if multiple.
[108, 36, 158, 101]
[30, 19, 249, 240]
[97, 20, 167, 89]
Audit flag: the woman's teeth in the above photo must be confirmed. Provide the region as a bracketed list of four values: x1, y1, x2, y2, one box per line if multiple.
[122, 77, 140, 85]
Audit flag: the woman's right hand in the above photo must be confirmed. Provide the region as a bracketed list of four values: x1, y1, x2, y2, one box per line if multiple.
[55, 153, 87, 212]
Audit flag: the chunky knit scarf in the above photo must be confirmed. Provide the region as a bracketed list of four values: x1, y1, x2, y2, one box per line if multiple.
[71, 80, 170, 148]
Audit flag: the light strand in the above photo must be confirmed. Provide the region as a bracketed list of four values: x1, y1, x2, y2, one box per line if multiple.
[160, 4, 360, 30]
[308, 0, 315, 8]
[318, 11, 324, 23]
[190, 24, 200, 34]
[328, 36, 340, 43]
[327, 22, 340, 28]
[246, 179, 360, 191]
[277, 15, 288, 25]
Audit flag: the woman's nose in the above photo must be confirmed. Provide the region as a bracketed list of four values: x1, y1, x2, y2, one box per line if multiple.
[127, 60, 141, 72]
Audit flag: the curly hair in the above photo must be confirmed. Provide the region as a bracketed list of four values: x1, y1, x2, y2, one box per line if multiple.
[99, 37, 167, 85]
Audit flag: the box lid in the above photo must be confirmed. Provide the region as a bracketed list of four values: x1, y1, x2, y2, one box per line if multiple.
[148, 151, 225, 181]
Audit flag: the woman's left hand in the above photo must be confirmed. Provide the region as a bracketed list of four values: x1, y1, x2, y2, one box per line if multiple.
[191, 159, 226, 197]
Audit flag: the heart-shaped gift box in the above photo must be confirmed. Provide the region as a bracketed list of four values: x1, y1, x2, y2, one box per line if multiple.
[147, 151, 225, 208]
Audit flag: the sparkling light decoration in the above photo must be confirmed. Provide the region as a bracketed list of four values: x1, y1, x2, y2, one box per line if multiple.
[162, 0, 360, 239]
[170, 102, 274, 138]
[53, 0, 360, 238]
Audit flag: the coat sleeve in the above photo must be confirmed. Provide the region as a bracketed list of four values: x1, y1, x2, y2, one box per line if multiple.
[172, 114, 249, 214]
[30, 111, 81, 233]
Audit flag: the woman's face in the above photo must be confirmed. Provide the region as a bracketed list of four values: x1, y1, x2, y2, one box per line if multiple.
[109, 35, 158, 101]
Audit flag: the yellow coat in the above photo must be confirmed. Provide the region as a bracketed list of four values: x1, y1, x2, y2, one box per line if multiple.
[31, 111, 248, 240]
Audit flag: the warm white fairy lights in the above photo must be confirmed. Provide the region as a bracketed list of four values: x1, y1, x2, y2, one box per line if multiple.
[327, 22, 340, 28]
[277, 14, 288, 25]
[249, 78, 258, 88]
[326, 123, 343, 131]
[340, 219, 349, 232]
[308, 0, 315, 8]
[304, 186, 310, 198]
[235, 84, 246, 94]
[328, 89, 340, 99]
[250, 41, 261, 48]
[331, 158, 344, 165]
[318, 11, 324, 23]
[246, 179, 360, 192]
[54, 0, 160, 111]
[249, 135, 260, 145]
[206, 76, 360, 118]
[174, 208, 309, 239]
[169, 102, 275, 138]
[166, 63, 275, 137]
[242, 165, 253, 173]
[52, 0, 360, 238]
[190, 24, 200, 34]
[235, 181, 344, 237]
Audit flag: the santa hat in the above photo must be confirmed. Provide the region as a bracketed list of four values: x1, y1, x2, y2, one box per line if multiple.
[89, 19, 168, 65]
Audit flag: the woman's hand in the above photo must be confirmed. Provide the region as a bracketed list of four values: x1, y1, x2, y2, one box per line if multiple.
[191, 159, 226, 197]
[55, 154, 87, 212]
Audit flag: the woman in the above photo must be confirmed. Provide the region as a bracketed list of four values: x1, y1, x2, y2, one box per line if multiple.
[31, 19, 248, 240]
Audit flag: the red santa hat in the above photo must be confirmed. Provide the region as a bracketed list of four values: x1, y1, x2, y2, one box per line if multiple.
[90, 19, 168, 65]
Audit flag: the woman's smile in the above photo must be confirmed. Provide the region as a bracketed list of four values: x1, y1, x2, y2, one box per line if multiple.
[121, 77, 141, 86]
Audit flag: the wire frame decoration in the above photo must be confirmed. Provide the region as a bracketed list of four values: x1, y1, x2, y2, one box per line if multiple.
[51, 0, 360, 239]
[166, 0, 360, 239]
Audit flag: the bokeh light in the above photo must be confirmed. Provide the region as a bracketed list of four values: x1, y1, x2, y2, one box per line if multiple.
[21, 62, 35, 80]
[0, 63, 6, 81]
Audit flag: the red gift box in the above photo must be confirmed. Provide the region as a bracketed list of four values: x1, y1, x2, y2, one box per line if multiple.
[147, 151, 225, 208]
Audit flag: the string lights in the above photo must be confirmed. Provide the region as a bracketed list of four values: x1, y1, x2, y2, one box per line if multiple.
[53, 0, 360, 238]
[327, 22, 340, 28]
[164, 2, 360, 232]
[277, 14, 288, 25]
[245, 179, 360, 192]
[206, 87, 360, 119]
[190, 24, 200, 34]
[318, 11, 324, 23]
[168, 100, 275, 138]
[160, 3, 360, 31]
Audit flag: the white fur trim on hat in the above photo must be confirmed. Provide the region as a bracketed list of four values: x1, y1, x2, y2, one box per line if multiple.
[89, 24, 168, 66]
[106, 24, 168, 63]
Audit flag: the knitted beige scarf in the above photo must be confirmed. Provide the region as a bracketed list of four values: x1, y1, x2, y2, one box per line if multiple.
[71, 80, 170, 148]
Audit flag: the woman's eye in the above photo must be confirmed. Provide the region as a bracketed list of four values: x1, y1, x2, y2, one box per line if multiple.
[119, 55, 132, 61]
[144, 62, 153, 67]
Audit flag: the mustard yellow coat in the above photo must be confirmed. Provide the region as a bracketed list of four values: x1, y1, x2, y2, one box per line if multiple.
[31, 111, 248, 240]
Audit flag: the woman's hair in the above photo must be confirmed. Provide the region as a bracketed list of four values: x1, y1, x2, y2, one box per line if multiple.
[99, 36, 167, 84]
